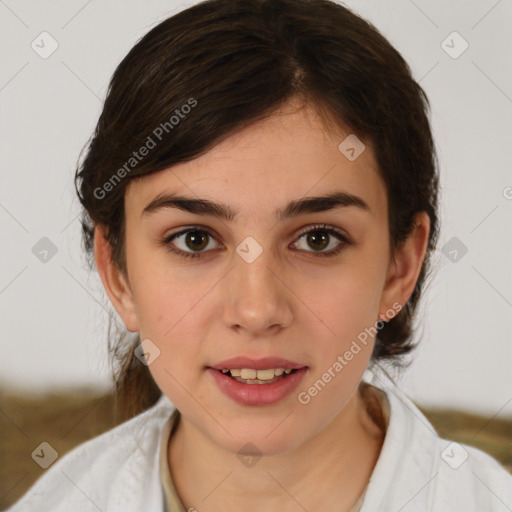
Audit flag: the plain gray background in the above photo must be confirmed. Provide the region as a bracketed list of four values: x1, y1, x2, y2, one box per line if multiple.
[1, 0, 511, 416]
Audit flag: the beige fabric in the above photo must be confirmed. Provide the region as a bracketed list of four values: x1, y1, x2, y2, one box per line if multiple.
[159, 408, 186, 512]
[159, 384, 391, 512]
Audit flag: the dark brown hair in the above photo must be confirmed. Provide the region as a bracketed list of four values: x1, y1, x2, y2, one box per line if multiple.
[74, 0, 440, 421]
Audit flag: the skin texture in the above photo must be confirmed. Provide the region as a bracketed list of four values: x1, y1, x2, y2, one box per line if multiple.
[94, 99, 430, 511]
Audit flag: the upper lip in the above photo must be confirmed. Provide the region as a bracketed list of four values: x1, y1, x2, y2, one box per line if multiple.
[209, 356, 307, 371]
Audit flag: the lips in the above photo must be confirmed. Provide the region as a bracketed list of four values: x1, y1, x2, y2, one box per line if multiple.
[206, 356, 308, 406]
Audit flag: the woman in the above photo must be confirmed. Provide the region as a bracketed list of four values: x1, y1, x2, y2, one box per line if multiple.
[8, 0, 512, 510]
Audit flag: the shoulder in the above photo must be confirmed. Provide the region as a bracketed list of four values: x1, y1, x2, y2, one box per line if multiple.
[431, 438, 512, 510]
[7, 394, 176, 512]
[361, 370, 512, 512]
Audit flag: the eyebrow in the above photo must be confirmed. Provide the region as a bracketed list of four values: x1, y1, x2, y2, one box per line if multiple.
[141, 190, 371, 222]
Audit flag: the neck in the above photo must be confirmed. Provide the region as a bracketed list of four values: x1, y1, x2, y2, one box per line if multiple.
[168, 385, 385, 512]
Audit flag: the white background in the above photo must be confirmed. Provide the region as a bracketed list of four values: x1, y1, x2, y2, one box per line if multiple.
[1, 0, 511, 416]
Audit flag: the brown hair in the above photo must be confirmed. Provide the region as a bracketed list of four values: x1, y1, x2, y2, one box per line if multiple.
[74, 0, 440, 422]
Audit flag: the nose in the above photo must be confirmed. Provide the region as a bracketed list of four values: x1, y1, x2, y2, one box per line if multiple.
[221, 244, 294, 337]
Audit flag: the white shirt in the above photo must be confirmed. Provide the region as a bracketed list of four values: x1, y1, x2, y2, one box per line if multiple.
[7, 370, 512, 511]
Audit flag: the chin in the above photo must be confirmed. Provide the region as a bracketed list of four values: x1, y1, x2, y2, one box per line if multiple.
[209, 419, 309, 459]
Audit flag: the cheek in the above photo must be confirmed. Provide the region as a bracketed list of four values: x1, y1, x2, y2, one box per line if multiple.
[295, 273, 380, 414]
[127, 245, 206, 337]
[140, 304, 208, 414]
[134, 280, 206, 363]
[126, 260, 209, 396]
[306, 262, 385, 344]
[128, 262, 220, 363]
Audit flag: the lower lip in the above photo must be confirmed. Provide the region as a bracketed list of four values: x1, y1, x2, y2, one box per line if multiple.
[207, 367, 308, 406]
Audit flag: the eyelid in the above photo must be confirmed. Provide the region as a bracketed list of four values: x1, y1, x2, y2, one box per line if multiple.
[164, 224, 222, 243]
[294, 223, 350, 243]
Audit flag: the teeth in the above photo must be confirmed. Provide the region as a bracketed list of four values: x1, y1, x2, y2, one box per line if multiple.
[256, 369, 275, 380]
[220, 368, 292, 381]
[240, 368, 257, 379]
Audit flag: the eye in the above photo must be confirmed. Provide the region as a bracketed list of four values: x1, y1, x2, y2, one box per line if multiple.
[291, 224, 350, 257]
[162, 226, 220, 259]
[161, 223, 351, 260]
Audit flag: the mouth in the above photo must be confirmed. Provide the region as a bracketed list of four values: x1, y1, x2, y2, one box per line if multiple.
[212, 367, 300, 384]
[206, 358, 309, 406]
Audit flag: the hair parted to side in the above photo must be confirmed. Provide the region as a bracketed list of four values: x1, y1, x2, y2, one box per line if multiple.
[74, 0, 440, 422]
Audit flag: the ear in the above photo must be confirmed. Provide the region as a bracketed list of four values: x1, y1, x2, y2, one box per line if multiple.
[94, 225, 139, 332]
[378, 212, 430, 319]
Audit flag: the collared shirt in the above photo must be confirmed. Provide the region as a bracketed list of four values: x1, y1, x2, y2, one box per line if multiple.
[158, 382, 391, 511]
[7, 369, 512, 512]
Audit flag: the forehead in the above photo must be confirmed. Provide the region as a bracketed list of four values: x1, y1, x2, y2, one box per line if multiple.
[125, 102, 387, 222]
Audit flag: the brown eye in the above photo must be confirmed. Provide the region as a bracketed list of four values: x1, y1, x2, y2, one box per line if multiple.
[305, 230, 330, 251]
[162, 224, 350, 261]
[291, 225, 350, 257]
[163, 227, 220, 259]
[183, 230, 210, 251]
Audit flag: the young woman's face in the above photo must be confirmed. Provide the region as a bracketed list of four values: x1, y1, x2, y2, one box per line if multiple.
[115, 101, 411, 455]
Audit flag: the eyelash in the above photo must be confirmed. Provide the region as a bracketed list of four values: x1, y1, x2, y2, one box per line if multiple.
[161, 224, 351, 260]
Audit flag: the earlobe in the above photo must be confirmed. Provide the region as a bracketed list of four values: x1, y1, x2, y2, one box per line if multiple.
[378, 212, 430, 319]
[93, 225, 139, 332]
